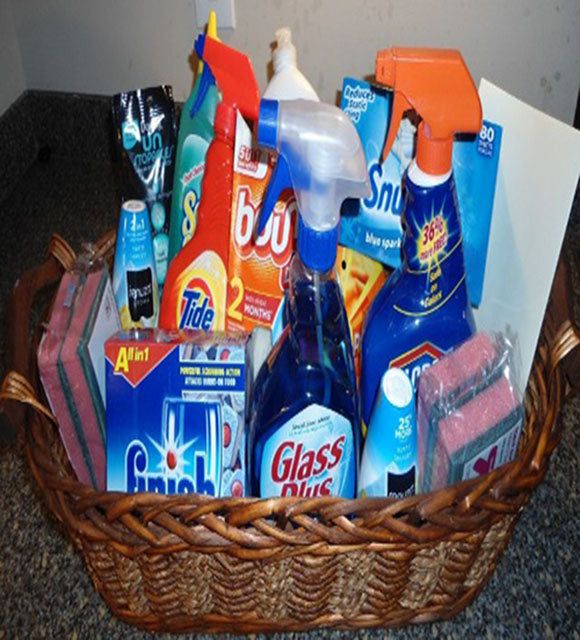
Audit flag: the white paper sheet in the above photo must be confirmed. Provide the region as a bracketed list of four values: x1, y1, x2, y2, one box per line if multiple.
[475, 80, 580, 391]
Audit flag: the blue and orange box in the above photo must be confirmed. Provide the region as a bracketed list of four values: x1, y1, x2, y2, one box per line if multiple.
[105, 330, 248, 497]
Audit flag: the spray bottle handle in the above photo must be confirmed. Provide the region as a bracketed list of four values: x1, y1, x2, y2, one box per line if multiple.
[256, 154, 292, 235]
[193, 34, 260, 123]
[190, 63, 216, 118]
[381, 91, 412, 163]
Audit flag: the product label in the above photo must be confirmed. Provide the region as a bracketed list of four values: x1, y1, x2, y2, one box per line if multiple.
[126, 125, 175, 172]
[359, 400, 416, 498]
[390, 342, 444, 390]
[475, 122, 500, 159]
[392, 176, 471, 322]
[386, 466, 415, 499]
[113, 87, 177, 287]
[169, 133, 210, 259]
[458, 413, 523, 482]
[106, 335, 247, 497]
[180, 180, 200, 243]
[175, 250, 227, 332]
[260, 404, 355, 498]
[340, 78, 406, 268]
[125, 399, 222, 495]
[341, 83, 376, 123]
[226, 112, 295, 333]
[127, 268, 155, 321]
[113, 208, 159, 329]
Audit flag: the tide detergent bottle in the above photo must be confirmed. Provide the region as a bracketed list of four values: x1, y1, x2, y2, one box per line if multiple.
[168, 11, 221, 262]
[250, 100, 370, 498]
[159, 36, 260, 331]
[361, 48, 482, 427]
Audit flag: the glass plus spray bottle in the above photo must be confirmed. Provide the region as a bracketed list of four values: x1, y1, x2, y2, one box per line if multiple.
[249, 100, 370, 498]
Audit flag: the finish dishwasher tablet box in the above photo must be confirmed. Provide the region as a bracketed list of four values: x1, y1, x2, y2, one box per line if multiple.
[105, 330, 248, 497]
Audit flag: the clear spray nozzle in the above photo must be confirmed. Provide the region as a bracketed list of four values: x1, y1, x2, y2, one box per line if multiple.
[257, 99, 369, 271]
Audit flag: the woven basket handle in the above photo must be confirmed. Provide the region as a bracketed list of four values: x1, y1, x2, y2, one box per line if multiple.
[0, 230, 117, 435]
[547, 256, 580, 392]
[0, 371, 55, 422]
[0, 234, 76, 433]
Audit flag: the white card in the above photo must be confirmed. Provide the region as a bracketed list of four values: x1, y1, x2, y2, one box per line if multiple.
[474, 80, 580, 391]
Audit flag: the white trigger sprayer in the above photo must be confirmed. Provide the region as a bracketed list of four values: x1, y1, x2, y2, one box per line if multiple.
[256, 99, 370, 273]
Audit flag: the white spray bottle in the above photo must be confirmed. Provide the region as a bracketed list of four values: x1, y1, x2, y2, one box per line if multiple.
[263, 28, 319, 101]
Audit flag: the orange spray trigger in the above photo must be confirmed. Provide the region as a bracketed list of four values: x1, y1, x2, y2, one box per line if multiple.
[375, 47, 482, 175]
[380, 91, 412, 164]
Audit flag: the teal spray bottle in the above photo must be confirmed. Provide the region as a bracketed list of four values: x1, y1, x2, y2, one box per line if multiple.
[167, 11, 221, 262]
[249, 100, 370, 498]
[361, 48, 483, 427]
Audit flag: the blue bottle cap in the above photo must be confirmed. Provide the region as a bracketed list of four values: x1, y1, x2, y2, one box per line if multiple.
[371, 368, 415, 422]
[297, 218, 338, 273]
[121, 200, 148, 215]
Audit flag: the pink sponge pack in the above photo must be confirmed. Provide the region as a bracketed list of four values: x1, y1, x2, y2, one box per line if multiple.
[417, 332, 524, 493]
[37, 264, 120, 489]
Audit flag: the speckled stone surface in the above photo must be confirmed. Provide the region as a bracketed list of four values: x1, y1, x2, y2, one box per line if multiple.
[0, 95, 38, 202]
[0, 93, 578, 639]
[18, 91, 115, 163]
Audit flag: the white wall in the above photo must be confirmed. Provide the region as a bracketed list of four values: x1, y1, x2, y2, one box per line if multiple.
[8, 0, 580, 123]
[0, 0, 26, 114]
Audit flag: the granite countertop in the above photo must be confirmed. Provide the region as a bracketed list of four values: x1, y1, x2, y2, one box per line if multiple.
[0, 92, 578, 639]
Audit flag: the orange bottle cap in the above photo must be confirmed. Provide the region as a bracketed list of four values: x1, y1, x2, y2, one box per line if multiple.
[416, 122, 453, 175]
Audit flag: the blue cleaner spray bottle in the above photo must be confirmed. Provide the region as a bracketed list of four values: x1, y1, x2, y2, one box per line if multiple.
[250, 100, 370, 498]
[361, 48, 483, 428]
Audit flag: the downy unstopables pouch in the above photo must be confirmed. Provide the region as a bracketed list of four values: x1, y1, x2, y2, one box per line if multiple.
[112, 86, 177, 288]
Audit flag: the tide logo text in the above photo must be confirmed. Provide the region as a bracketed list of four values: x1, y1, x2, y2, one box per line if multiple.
[179, 289, 215, 331]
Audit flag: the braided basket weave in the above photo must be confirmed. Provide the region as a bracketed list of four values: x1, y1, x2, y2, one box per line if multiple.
[1, 231, 578, 634]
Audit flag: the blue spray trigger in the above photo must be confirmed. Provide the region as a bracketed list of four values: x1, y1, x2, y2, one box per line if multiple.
[194, 33, 206, 59]
[190, 35, 212, 117]
[256, 99, 287, 236]
[190, 64, 216, 118]
[257, 154, 292, 235]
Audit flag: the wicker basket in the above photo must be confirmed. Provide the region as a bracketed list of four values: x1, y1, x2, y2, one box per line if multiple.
[1, 231, 578, 634]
